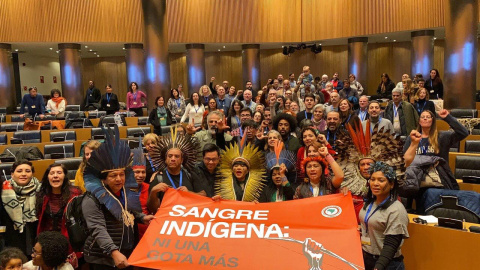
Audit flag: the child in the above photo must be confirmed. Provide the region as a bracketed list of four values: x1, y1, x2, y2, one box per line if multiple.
[0, 247, 27, 270]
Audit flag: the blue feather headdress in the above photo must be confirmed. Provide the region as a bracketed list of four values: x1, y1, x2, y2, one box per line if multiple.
[132, 137, 146, 169]
[83, 126, 141, 227]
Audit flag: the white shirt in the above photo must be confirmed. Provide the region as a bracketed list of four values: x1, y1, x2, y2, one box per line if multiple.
[23, 261, 74, 270]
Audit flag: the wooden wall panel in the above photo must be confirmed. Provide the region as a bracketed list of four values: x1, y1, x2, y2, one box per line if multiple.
[205, 51, 242, 91]
[302, 0, 445, 41]
[81, 57, 127, 102]
[169, 53, 188, 97]
[0, 0, 143, 42]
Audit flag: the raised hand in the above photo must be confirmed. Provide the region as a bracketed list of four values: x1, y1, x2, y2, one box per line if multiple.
[438, 109, 449, 119]
[409, 130, 422, 144]
[217, 116, 230, 132]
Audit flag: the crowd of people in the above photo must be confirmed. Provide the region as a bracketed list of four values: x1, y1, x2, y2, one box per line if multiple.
[1, 66, 469, 270]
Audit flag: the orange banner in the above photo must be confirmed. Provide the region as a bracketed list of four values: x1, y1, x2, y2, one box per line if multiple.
[128, 189, 364, 270]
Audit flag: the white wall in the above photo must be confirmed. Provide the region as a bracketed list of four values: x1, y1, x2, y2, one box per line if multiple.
[18, 54, 62, 97]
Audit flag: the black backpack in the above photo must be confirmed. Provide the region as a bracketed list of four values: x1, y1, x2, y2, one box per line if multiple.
[65, 193, 91, 252]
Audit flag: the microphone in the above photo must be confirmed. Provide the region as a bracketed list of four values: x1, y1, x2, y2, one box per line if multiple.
[64, 132, 68, 141]
[63, 145, 67, 158]
[6, 149, 16, 161]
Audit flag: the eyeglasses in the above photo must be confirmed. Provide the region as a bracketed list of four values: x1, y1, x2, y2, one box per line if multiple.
[413, 217, 427, 224]
[32, 248, 41, 256]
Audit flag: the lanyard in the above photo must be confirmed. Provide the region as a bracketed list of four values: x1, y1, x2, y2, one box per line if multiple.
[326, 131, 336, 144]
[147, 154, 156, 172]
[430, 80, 433, 88]
[393, 103, 400, 118]
[194, 105, 200, 114]
[204, 96, 209, 104]
[106, 93, 111, 103]
[416, 102, 426, 114]
[175, 98, 181, 108]
[133, 91, 138, 101]
[309, 184, 323, 197]
[364, 196, 390, 234]
[359, 110, 367, 121]
[165, 170, 183, 189]
[369, 117, 382, 134]
[304, 111, 313, 121]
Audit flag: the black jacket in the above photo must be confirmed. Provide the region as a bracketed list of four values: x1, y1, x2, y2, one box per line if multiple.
[259, 183, 295, 202]
[100, 93, 120, 114]
[425, 79, 444, 99]
[376, 81, 396, 99]
[84, 88, 101, 106]
[82, 193, 144, 266]
[192, 162, 216, 197]
[148, 107, 173, 135]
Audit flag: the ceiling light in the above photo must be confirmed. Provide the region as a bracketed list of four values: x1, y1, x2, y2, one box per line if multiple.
[14, 49, 18, 52]
[97, 55, 100, 57]
[385, 37, 388, 39]
[122, 47, 125, 50]
[434, 37, 437, 40]
[393, 40, 396, 42]
[218, 49, 221, 51]
[282, 46, 285, 48]
[319, 43, 322, 46]
[49, 48, 53, 50]
[85, 46, 88, 48]
[93, 52, 96, 54]
[89, 49, 93, 52]
[223, 46, 225, 48]
[56, 51, 59, 53]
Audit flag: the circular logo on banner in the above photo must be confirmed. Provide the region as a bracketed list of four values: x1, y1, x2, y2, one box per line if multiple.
[321, 205, 342, 218]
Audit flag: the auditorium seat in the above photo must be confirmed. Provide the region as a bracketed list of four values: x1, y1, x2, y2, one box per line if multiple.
[91, 128, 106, 140]
[138, 116, 149, 125]
[465, 140, 480, 153]
[450, 109, 478, 119]
[65, 111, 86, 119]
[87, 111, 107, 119]
[13, 130, 41, 143]
[98, 115, 126, 127]
[455, 155, 480, 179]
[65, 105, 81, 112]
[50, 131, 76, 142]
[44, 143, 75, 159]
[161, 125, 171, 135]
[126, 127, 151, 138]
[0, 123, 23, 132]
[424, 189, 480, 223]
[10, 115, 25, 122]
[121, 138, 141, 149]
[0, 107, 6, 114]
[0, 162, 12, 181]
[0, 134, 7, 145]
[449, 141, 460, 152]
[15, 106, 28, 114]
[55, 157, 82, 180]
[0, 114, 5, 123]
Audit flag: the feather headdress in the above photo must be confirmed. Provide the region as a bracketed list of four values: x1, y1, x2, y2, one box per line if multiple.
[335, 118, 405, 195]
[149, 126, 199, 172]
[131, 137, 146, 169]
[215, 133, 266, 202]
[265, 141, 296, 174]
[83, 126, 141, 227]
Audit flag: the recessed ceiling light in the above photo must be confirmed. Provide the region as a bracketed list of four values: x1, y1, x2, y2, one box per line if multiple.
[14, 49, 18, 52]
[319, 43, 322, 46]
[49, 48, 53, 50]
[393, 40, 396, 42]
[218, 49, 221, 51]
[282, 46, 284, 48]
[56, 51, 59, 53]
[122, 47, 125, 50]
[97, 55, 100, 57]
[85, 46, 88, 48]
[223, 46, 225, 48]
[93, 52, 96, 54]
[89, 49, 93, 52]
[385, 37, 388, 39]
[433, 37, 437, 40]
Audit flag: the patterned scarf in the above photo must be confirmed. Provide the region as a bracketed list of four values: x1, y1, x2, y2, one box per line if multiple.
[1, 177, 40, 233]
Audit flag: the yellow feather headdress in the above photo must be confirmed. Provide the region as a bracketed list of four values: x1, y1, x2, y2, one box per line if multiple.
[215, 140, 266, 202]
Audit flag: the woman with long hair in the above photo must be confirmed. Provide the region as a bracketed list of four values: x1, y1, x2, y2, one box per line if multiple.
[425, 68, 443, 99]
[253, 111, 264, 126]
[294, 146, 344, 199]
[275, 96, 286, 113]
[0, 160, 40, 256]
[126, 82, 147, 116]
[359, 162, 409, 270]
[166, 88, 186, 123]
[376, 73, 395, 99]
[338, 98, 358, 127]
[227, 86, 236, 100]
[227, 100, 244, 136]
[202, 97, 218, 129]
[149, 96, 172, 136]
[36, 164, 82, 267]
[413, 88, 436, 115]
[74, 140, 101, 193]
[402, 78, 416, 104]
[198, 85, 213, 107]
[180, 92, 205, 127]
[46, 89, 66, 118]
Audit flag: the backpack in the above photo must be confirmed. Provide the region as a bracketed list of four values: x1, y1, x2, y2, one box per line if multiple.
[65, 193, 91, 252]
